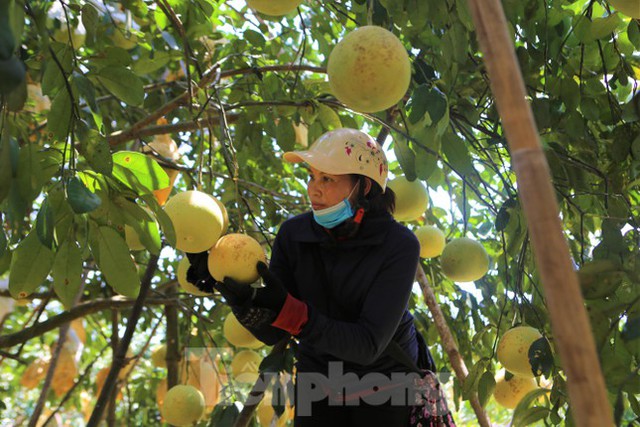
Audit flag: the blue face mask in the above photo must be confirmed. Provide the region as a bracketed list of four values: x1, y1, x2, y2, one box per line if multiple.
[312, 183, 359, 229]
[313, 199, 354, 229]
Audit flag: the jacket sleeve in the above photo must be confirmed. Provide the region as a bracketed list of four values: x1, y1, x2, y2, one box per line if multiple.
[238, 226, 292, 345]
[296, 232, 420, 366]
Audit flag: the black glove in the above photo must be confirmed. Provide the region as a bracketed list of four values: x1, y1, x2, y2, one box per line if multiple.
[254, 261, 288, 313]
[216, 262, 289, 330]
[185, 251, 216, 294]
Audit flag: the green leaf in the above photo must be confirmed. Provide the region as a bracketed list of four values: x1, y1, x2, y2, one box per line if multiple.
[41, 44, 73, 97]
[47, 88, 73, 141]
[622, 316, 640, 342]
[244, 29, 266, 48]
[392, 136, 416, 181]
[628, 20, 640, 49]
[0, 134, 13, 204]
[140, 193, 176, 248]
[91, 225, 140, 298]
[477, 371, 496, 408]
[36, 197, 54, 248]
[76, 123, 113, 175]
[8, 231, 55, 299]
[117, 198, 161, 255]
[407, 84, 431, 124]
[67, 176, 102, 214]
[52, 239, 83, 309]
[72, 74, 97, 112]
[95, 66, 144, 106]
[512, 405, 551, 427]
[81, 3, 99, 43]
[112, 151, 169, 194]
[16, 143, 44, 203]
[275, 117, 296, 152]
[317, 104, 342, 131]
[442, 133, 475, 176]
[0, 227, 6, 259]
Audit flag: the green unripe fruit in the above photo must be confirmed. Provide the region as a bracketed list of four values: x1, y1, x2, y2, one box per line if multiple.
[440, 237, 490, 282]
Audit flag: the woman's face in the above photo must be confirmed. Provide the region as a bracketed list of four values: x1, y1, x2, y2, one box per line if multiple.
[306, 166, 356, 210]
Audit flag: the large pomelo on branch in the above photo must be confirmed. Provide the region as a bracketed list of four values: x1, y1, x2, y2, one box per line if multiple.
[440, 237, 489, 282]
[164, 190, 224, 253]
[497, 326, 543, 378]
[388, 176, 428, 222]
[230, 350, 262, 384]
[328, 26, 411, 113]
[414, 225, 446, 258]
[246, 0, 303, 16]
[223, 312, 264, 349]
[161, 384, 205, 426]
[493, 370, 538, 409]
[208, 233, 266, 284]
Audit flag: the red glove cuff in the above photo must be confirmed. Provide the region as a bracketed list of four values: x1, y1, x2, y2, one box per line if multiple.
[271, 294, 308, 335]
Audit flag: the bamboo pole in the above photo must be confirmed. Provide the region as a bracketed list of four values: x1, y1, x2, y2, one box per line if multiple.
[416, 266, 492, 427]
[467, 1, 614, 425]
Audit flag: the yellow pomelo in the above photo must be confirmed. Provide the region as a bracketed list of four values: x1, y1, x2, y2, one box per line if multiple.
[440, 237, 489, 282]
[161, 384, 205, 426]
[164, 190, 224, 253]
[493, 370, 538, 409]
[246, 0, 303, 16]
[256, 393, 291, 427]
[414, 225, 446, 258]
[608, 0, 640, 18]
[208, 233, 266, 284]
[388, 176, 429, 222]
[328, 26, 411, 113]
[223, 312, 264, 349]
[497, 326, 543, 378]
[210, 196, 229, 234]
[151, 344, 167, 368]
[177, 257, 212, 296]
[230, 350, 262, 384]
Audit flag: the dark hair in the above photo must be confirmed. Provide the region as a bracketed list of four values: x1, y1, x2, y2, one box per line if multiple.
[351, 175, 395, 214]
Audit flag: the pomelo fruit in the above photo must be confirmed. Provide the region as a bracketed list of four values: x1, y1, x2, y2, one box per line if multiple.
[246, 0, 303, 16]
[223, 312, 263, 349]
[177, 257, 212, 296]
[208, 233, 266, 284]
[161, 384, 206, 426]
[388, 176, 428, 222]
[440, 237, 489, 282]
[414, 225, 446, 258]
[151, 344, 167, 368]
[328, 26, 411, 113]
[496, 326, 543, 378]
[230, 350, 262, 384]
[164, 190, 225, 253]
[493, 370, 538, 409]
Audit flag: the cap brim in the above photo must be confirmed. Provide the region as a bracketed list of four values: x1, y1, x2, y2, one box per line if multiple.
[282, 151, 347, 175]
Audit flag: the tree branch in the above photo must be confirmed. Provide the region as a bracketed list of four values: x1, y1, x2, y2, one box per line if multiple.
[0, 295, 178, 349]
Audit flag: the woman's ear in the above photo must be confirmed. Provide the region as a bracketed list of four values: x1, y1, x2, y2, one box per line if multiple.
[364, 177, 372, 195]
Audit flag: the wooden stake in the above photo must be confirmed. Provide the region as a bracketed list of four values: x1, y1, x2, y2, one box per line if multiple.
[416, 266, 492, 427]
[467, 1, 614, 425]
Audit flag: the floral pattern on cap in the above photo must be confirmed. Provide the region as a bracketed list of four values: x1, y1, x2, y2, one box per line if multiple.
[344, 138, 388, 177]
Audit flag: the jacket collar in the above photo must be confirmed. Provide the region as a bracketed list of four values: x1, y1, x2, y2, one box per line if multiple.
[292, 210, 394, 247]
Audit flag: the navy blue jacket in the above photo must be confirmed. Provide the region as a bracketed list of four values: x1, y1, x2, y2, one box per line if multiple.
[250, 210, 420, 376]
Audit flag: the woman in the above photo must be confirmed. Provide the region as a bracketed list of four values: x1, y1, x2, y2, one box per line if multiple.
[187, 128, 452, 426]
